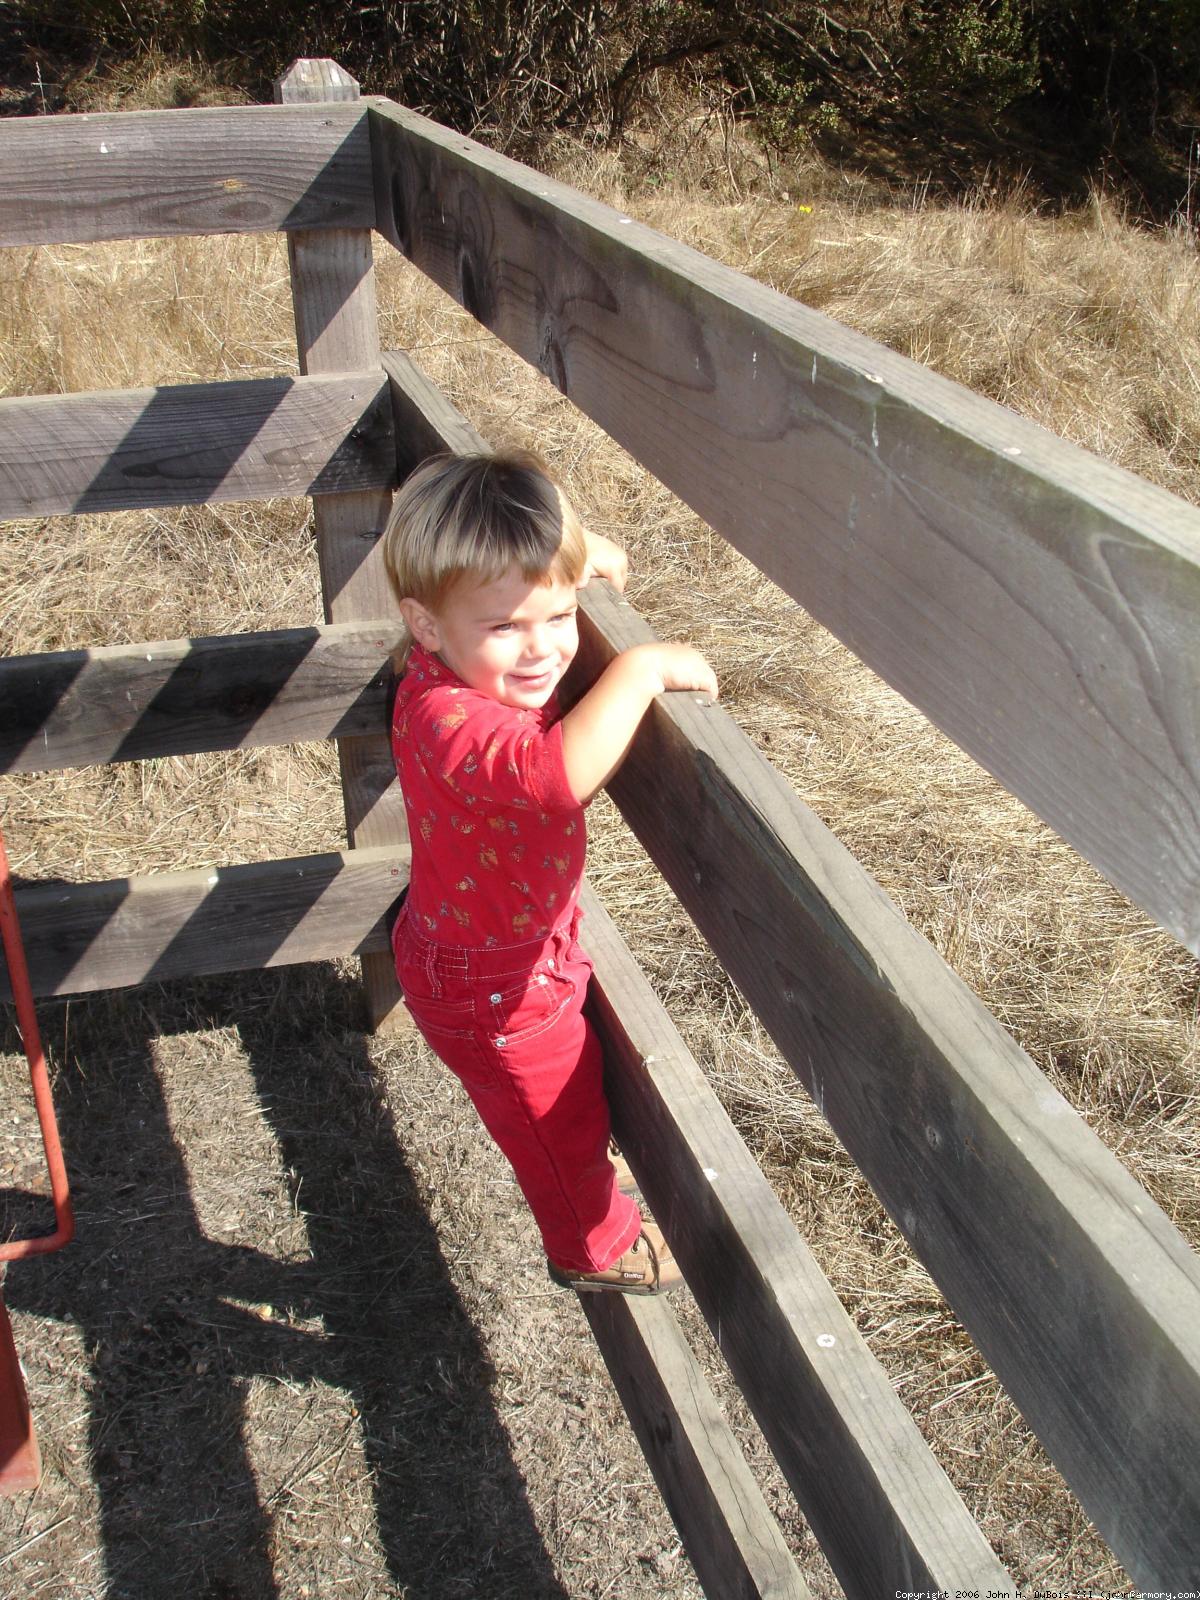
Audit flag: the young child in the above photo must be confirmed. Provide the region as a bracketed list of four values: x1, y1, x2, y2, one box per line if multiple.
[383, 449, 717, 1294]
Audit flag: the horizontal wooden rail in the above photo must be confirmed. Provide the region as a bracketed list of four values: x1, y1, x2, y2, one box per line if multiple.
[369, 98, 1200, 956]
[0, 372, 394, 519]
[0, 103, 372, 247]
[0, 622, 402, 774]
[383, 349, 489, 472]
[582, 888, 1013, 1599]
[1, 846, 407, 1000]
[581, 1292, 812, 1599]
[572, 584, 1200, 1592]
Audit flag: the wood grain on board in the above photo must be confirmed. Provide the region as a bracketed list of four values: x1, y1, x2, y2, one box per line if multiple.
[0, 622, 402, 773]
[581, 1291, 814, 1600]
[0, 373, 393, 518]
[573, 582, 1200, 1592]
[2, 847, 407, 1000]
[582, 888, 1014, 1600]
[368, 97, 1200, 956]
[0, 101, 372, 246]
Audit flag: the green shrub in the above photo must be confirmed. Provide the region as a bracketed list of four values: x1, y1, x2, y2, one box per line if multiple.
[4, 0, 1197, 188]
[909, 0, 1039, 114]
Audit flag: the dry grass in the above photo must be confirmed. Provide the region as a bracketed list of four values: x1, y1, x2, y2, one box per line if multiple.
[2, 126, 1199, 1597]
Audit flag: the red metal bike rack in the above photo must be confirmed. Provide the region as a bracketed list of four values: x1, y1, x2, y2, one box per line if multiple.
[0, 822, 74, 1493]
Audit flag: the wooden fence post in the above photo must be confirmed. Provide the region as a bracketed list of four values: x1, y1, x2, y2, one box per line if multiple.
[275, 58, 407, 1029]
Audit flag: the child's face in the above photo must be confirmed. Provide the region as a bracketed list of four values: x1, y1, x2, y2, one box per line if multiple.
[408, 564, 580, 711]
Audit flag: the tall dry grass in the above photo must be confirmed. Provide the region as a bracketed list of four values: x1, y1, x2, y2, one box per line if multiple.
[2, 127, 1198, 1590]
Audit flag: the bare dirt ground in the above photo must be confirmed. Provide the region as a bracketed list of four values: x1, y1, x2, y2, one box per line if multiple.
[3, 959, 787, 1599]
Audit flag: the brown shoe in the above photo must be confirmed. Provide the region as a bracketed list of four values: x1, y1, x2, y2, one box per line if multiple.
[548, 1221, 682, 1295]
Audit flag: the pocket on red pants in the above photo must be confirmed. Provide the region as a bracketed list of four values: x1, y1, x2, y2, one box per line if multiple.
[479, 964, 576, 1044]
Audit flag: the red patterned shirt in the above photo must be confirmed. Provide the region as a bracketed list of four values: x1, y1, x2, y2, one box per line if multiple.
[391, 644, 586, 946]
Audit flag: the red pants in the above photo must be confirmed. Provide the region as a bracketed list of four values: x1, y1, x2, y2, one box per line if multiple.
[392, 907, 641, 1273]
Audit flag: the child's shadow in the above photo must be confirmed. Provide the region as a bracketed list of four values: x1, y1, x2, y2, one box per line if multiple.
[4, 966, 568, 1600]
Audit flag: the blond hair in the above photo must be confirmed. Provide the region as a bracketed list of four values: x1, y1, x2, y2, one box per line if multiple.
[383, 451, 587, 664]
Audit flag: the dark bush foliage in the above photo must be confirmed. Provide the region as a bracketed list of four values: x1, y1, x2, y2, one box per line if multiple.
[3, 1, 1196, 181]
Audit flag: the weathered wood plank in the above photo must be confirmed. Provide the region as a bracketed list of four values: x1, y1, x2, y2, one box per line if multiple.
[369, 98, 1200, 955]
[277, 59, 362, 103]
[0, 102, 372, 247]
[278, 61, 405, 1031]
[580, 1292, 814, 1600]
[382, 349, 488, 468]
[0, 373, 394, 519]
[581, 887, 1013, 1600]
[1, 847, 408, 1000]
[0, 622, 402, 774]
[572, 583, 1200, 1592]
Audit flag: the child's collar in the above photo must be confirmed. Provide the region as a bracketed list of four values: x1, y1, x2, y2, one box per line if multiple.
[409, 642, 457, 684]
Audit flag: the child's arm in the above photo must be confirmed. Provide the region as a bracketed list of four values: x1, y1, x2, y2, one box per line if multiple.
[580, 530, 628, 593]
[560, 642, 718, 805]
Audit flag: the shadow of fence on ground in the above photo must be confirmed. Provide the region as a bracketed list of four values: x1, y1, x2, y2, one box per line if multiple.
[3, 965, 568, 1600]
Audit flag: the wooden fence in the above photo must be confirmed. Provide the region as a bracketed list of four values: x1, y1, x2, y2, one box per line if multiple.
[2, 56, 1199, 1597]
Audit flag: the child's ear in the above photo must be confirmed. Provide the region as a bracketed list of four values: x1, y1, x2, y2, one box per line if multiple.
[399, 597, 442, 652]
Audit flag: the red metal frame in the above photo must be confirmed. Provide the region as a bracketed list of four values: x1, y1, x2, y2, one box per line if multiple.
[0, 822, 74, 1492]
